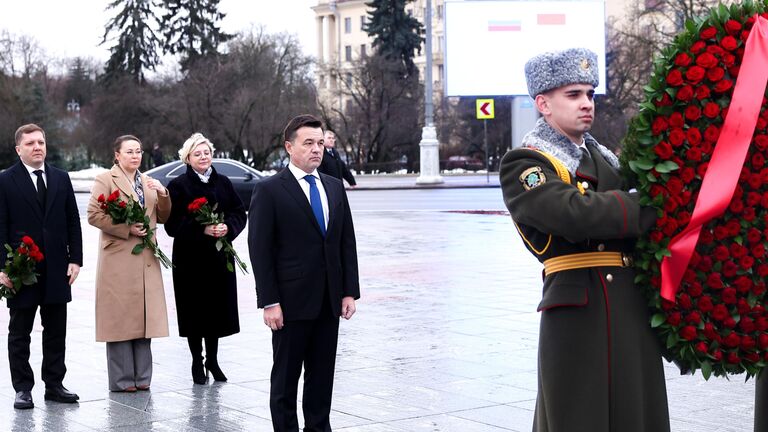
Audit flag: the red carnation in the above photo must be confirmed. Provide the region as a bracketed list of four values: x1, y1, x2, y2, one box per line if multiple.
[700, 26, 718, 39]
[680, 326, 698, 341]
[721, 35, 739, 51]
[676, 85, 695, 101]
[685, 66, 706, 84]
[666, 69, 684, 86]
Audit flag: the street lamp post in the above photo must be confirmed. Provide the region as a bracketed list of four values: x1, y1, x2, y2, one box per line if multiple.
[416, 0, 443, 184]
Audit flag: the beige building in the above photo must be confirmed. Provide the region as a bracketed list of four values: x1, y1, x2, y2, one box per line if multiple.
[313, 0, 445, 110]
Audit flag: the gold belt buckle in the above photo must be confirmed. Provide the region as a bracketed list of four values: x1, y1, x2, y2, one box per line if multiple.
[621, 253, 633, 267]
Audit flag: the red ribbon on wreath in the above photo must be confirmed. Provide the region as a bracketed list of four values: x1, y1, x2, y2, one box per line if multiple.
[661, 15, 768, 301]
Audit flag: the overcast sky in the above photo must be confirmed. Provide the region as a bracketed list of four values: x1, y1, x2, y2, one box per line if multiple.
[0, 0, 318, 63]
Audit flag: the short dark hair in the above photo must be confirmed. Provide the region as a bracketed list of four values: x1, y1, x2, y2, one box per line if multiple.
[15, 124, 46, 145]
[283, 114, 323, 143]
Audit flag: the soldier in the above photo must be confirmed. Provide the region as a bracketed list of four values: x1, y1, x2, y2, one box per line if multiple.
[499, 48, 670, 431]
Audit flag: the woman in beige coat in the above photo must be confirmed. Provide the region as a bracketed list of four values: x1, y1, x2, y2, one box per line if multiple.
[87, 135, 171, 392]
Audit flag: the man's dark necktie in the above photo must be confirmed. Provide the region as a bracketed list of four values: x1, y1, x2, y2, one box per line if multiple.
[33, 169, 46, 209]
[304, 175, 326, 236]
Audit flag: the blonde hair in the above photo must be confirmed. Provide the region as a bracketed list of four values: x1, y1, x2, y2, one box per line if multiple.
[178, 132, 216, 163]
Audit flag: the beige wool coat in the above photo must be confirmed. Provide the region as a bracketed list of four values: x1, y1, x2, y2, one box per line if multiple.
[87, 166, 171, 342]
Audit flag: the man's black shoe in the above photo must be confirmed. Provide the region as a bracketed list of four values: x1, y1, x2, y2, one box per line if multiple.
[14, 391, 33, 409]
[44, 386, 79, 403]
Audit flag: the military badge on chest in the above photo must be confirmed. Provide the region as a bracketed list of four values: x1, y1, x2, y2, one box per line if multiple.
[520, 166, 546, 190]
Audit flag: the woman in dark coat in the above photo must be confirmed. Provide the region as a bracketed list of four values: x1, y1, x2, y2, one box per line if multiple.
[165, 133, 247, 384]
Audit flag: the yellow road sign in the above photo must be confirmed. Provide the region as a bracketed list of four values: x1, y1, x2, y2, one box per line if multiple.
[476, 99, 495, 119]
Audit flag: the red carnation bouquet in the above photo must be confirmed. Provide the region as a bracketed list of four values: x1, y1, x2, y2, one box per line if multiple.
[0, 236, 44, 300]
[621, 2, 768, 379]
[97, 190, 173, 269]
[187, 197, 248, 274]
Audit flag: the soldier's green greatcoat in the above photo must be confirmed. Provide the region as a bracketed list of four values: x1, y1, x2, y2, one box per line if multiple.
[500, 119, 670, 432]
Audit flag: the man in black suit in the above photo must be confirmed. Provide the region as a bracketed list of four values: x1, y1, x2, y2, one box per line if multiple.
[0, 124, 83, 409]
[317, 130, 356, 187]
[248, 115, 360, 432]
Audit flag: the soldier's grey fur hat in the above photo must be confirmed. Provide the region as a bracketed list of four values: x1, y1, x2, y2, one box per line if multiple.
[524, 48, 599, 98]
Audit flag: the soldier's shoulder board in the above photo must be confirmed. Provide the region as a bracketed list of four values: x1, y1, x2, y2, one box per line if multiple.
[520, 166, 546, 190]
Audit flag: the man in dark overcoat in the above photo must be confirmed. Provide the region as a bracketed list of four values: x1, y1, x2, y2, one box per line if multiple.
[499, 49, 670, 431]
[248, 114, 360, 431]
[317, 130, 356, 187]
[0, 123, 83, 409]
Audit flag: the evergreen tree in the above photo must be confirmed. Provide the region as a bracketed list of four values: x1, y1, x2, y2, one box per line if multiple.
[101, 0, 162, 85]
[364, 0, 424, 75]
[160, 0, 232, 70]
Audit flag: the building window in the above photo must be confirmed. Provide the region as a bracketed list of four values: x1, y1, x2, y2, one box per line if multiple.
[344, 17, 352, 33]
[345, 45, 352, 61]
[319, 74, 326, 89]
[360, 15, 366, 30]
[360, 44, 367, 57]
[437, 36, 444, 53]
[437, 65, 444, 81]
[345, 73, 353, 87]
[436, 5, 443, 19]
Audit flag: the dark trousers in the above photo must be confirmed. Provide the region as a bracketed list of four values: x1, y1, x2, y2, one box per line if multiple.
[8, 303, 67, 391]
[270, 299, 340, 432]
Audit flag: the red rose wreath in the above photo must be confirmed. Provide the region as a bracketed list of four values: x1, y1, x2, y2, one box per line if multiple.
[622, 1, 768, 379]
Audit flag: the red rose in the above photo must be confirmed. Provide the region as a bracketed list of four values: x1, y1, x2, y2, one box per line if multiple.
[713, 245, 730, 261]
[747, 192, 762, 207]
[758, 117, 768, 130]
[699, 230, 714, 246]
[748, 353, 761, 364]
[726, 219, 740, 236]
[666, 177, 684, 195]
[662, 218, 678, 236]
[21, 236, 34, 246]
[118, 201, 127, 208]
[726, 352, 740, 365]
[725, 19, 742, 34]
[654, 93, 673, 107]
[684, 105, 702, 121]
[668, 112, 684, 127]
[649, 230, 664, 243]
[712, 303, 730, 321]
[704, 125, 720, 142]
[674, 52, 692, 66]
[752, 152, 766, 168]
[676, 85, 695, 101]
[695, 85, 711, 100]
[685, 65, 706, 84]
[722, 287, 737, 304]
[749, 173, 763, 189]
[685, 311, 701, 324]
[679, 168, 695, 185]
[653, 141, 674, 160]
[686, 128, 702, 146]
[724, 317, 737, 329]
[706, 272, 724, 289]
[97, 194, 106, 203]
[756, 135, 768, 150]
[724, 332, 741, 348]
[700, 26, 718, 39]
[740, 255, 755, 270]
[729, 243, 746, 258]
[679, 292, 693, 309]
[703, 102, 720, 118]
[714, 225, 729, 240]
[707, 67, 725, 82]
[722, 52, 736, 66]
[741, 336, 757, 351]
[759, 334, 768, 350]
[666, 69, 684, 86]
[729, 199, 744, 214]
[698, 295, 714, 312]
[685, 147, 701, 162]
[740, 316, 756, 333]
[722, 260, 739, 277]
[714, 79, 733, 93]
[680, 326, 698, 341]
[760, 264, 768, 277]
[651, 116, 669, 135]
[706, 44, 725, 56]
[721, 35, 739, 51]
[753, 245, 766, 259]
[729, 65, 741, 78]
[695, 342, 709, 354]
[687, 282, 703, 297]
[17, 246, 28, 255]
[668, 128, 685, 147]
[663, 198, 679, 213]
[107, 190, 120, 202]
[713, 349, 724, 362]
[695, 51, 718, 68]
[691, 41, 707, 54]
[667, 311, 682, 326]
[755, 283, 768, 297]
[704, 323, 717, 339]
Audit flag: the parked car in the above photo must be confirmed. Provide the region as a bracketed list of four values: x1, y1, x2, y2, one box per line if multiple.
[145, 158, 265, 206]
[445, 155, 484, 171]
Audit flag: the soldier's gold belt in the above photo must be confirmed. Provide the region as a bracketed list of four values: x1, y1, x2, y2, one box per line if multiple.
[543, 252, 632, 276]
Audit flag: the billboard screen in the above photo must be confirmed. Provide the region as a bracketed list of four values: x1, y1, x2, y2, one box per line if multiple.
[444, 0, 607, 97]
